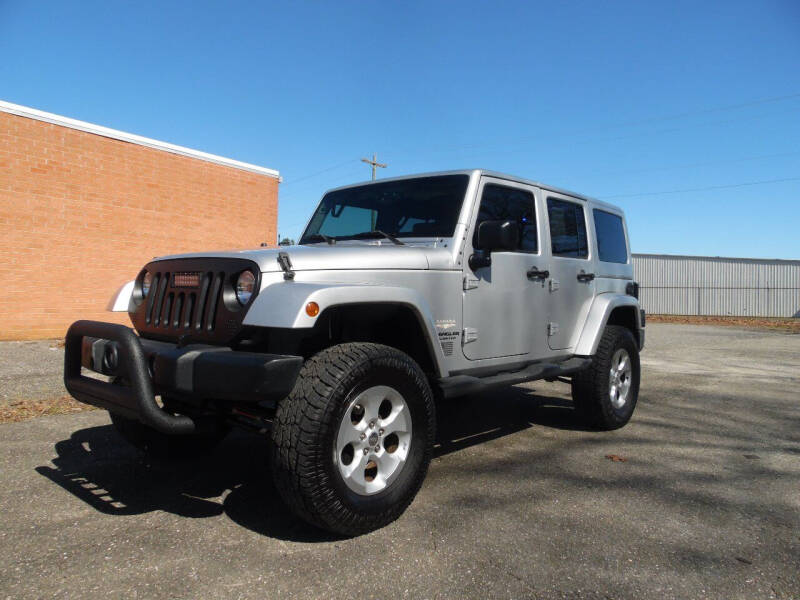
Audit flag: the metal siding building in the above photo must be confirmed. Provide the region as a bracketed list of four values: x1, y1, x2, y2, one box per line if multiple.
[632, 254, 800, 317]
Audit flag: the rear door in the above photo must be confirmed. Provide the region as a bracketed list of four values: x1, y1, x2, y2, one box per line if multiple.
[462, 177, 549, 360]
[544, 193, 597, 350]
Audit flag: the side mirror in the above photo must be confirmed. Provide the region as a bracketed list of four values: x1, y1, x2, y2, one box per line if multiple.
[476, 220, 519, 251]
[468, 220, 520, 271]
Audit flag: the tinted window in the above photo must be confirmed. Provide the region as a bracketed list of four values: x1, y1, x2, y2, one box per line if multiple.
[301, 175, 469, 242]
[593, 209, 628, 263]
[473, 184, 537, 252]
[547, 198, 588, 258]
[318, 205, 374, 237]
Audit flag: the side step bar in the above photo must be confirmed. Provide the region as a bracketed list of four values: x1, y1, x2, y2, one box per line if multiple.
[437, 357, 592, 399]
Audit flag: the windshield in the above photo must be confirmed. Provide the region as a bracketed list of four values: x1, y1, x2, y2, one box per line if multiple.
[300, 175, 469, 243]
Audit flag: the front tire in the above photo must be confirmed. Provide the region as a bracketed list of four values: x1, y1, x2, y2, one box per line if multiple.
[270, 343, 435, 536]
[572, 325, 640, 430]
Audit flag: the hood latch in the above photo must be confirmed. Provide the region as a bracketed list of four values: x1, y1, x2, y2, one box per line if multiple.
[277, 251, 295, 280]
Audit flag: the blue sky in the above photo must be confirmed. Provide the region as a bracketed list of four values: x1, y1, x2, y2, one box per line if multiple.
[2, 0, 799, 258]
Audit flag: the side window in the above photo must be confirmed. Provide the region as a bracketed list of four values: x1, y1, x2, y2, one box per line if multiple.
[593, 209, 628, 263]
[473, 184, 537, 252]
[547, 198, 588, 258]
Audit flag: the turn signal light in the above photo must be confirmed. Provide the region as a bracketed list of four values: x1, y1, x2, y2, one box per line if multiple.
[306, 302, 320, 317]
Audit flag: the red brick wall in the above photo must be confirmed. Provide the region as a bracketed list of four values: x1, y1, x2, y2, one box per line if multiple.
[0, 111, 279, 340]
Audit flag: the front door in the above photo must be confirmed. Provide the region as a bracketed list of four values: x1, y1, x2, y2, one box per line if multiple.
[544, 193, 596, 350]
[462, 178, 549, 360]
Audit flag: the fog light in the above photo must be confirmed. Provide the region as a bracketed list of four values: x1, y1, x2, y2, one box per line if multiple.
[102, 343, 119, 373]
[306, 302, 320, 317]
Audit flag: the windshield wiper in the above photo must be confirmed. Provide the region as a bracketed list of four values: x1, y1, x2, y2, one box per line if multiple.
[350, 230, 405, 245]
[302, 233, 335, 245]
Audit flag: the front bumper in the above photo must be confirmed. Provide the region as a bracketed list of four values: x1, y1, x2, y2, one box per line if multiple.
[64, 320, 303, 434]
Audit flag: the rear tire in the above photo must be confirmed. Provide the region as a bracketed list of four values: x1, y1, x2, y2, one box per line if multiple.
[270, 343, 435, 536]
[572, 325, 640, 430]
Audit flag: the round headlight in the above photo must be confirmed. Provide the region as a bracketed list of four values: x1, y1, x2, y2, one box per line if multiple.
[142, 272, 153, 297]
[236, 271, 256, 305]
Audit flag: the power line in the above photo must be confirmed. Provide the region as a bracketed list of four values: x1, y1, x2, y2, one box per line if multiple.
[279, 92, 800, 190]
[274, 92, 800, 226]
[387, 92, 800, 163]
[389, 103, 800, 170]
[281, 159, 358, 187]
[278, 165, 367, 204]
[619, 92, 800, 126]
[580, 150, 800, 179]
[602, 176, 800, 199]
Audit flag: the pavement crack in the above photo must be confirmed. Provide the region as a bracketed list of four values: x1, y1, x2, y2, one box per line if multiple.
[484, 554, 537, 595]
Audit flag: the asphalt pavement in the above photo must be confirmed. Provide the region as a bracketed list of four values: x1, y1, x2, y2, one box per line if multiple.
[0, 339, 65, 405]
[1, 323, 798, 599]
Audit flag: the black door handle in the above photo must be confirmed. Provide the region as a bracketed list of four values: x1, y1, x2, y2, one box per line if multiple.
[577, 271, 595, 282]
[527, 267, 549, 281]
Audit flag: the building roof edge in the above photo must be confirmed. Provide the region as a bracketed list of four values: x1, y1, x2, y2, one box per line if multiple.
[0, 99, 280, 179]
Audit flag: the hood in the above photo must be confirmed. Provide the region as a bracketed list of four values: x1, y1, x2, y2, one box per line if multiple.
[152, 243, 455, 272]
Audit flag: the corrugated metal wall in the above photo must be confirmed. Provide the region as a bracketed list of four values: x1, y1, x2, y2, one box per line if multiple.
[632, 254, 800, 317]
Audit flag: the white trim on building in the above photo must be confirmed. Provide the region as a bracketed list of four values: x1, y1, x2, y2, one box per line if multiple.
[0, 99, 280, 179]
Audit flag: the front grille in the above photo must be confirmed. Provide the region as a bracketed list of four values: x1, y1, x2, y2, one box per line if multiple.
[145, 271, 222, 331]
[130, 258, 260, 344]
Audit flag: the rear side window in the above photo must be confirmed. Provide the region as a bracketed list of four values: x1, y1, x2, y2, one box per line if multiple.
[547, 198, 588, 258]
[593, 209, 628, 263]
[473, 184, 537, 252]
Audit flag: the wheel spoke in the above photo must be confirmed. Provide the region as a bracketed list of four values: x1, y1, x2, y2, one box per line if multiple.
[617, 355, 629, 375]
[346, 459, 369, 489]
[374, 450, 402, 480]
[336, 416, 365, 454]
[381, 402, 410, 433]
[340, 451, 367, 481]
[392, 431, 412, 457]
[359, 389, 384, 422]
[620, 377, 631, 398]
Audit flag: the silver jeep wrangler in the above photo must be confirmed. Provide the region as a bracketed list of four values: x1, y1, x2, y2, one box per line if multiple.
[64, 170, 644, 535]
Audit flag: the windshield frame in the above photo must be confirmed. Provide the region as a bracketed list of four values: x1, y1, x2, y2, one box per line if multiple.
[299, 174, 470, 244]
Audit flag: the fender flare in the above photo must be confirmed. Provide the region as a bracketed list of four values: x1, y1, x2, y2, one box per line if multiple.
[243, 282, 448, 377]
[574, 293, 643, 356]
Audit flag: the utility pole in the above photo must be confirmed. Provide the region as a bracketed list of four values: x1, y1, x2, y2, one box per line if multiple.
[361, 153, 387, 180]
